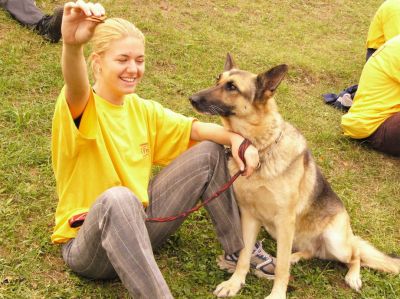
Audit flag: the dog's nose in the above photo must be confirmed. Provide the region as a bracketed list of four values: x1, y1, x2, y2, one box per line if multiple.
[189, 94, 200, 103]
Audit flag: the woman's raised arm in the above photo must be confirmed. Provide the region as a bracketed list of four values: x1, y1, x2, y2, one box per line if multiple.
[61, 1, 105, 118]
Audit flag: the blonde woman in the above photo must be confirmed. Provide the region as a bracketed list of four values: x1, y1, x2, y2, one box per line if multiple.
[52, 1, 275, 297]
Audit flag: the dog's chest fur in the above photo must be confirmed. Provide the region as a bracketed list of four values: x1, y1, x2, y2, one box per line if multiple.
[227, 122, 312, 236]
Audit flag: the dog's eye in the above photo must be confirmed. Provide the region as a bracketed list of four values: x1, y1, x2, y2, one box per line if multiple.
[225, 81, 238, 91]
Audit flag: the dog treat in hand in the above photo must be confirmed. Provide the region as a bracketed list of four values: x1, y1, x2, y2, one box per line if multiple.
[86, 15, 107, 23]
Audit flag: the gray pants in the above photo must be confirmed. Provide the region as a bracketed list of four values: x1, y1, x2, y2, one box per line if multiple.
[61, 141, 244, 298]
[0, 0, 44, 26]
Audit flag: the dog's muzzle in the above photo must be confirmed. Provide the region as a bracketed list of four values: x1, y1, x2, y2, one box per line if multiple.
[189, 94, 208, 112]
[189, 94, 235, 117]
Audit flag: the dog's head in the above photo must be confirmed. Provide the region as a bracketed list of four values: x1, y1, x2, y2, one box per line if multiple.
[189, 53, 288, 121]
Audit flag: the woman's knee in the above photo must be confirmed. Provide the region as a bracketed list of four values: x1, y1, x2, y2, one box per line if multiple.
[196, 140, 224, 153]
[98, 186, 144, 215]
[193, 141, 226, 166]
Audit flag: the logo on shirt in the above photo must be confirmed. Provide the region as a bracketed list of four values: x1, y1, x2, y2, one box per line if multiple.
[140, 143, 150, 157]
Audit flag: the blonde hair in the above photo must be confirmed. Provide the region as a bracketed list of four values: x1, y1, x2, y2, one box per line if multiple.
[88, 18, 145, 75]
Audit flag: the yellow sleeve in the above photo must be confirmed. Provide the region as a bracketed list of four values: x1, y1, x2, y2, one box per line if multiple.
[51, 87, 98, 175]
[145, 100, 195, 166]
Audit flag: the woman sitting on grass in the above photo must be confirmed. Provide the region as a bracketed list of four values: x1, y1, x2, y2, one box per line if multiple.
[340, 0, 400, 154]
[323, 0, 400, 110]
[341, 34, 400, 157]
[51, 1, 275, 297]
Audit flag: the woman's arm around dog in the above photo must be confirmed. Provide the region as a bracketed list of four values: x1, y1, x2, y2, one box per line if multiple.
[191, 121, 259, 177]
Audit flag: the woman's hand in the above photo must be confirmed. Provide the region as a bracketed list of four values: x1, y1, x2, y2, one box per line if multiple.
[62, 0, 106, 46]
[230, 134, 259, 177]
[190, 122, 259, 176]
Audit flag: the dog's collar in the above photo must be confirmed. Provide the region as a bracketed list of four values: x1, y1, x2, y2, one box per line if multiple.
[259, 130, 283, 158]
[225, 131, 283, 169]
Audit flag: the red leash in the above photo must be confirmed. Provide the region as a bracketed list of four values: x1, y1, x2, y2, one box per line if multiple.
[68, 139, 252, 227]
[146, 139, 252, 222]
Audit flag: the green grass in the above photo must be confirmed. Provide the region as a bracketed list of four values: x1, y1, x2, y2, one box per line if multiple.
[0, 0, 399, 298]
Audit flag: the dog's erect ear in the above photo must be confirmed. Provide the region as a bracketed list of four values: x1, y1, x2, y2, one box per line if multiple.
[224, 53, 237, 71]
[255, 64, 288, 102]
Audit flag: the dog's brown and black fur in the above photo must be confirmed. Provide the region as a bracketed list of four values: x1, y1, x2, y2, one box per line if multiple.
[189, 54, 400, 299]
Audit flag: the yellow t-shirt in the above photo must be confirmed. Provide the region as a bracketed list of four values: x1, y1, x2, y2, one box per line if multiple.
[341, 35, 400, 138]
[366, 0, 400, 49]
[51, 87, 194, 243]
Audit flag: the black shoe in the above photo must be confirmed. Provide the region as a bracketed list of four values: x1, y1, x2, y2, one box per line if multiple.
[35, 6, 63, 43]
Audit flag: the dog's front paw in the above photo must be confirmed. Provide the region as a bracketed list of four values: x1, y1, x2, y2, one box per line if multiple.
[213, 277, 244, 297]
[345, 272, 362, 292]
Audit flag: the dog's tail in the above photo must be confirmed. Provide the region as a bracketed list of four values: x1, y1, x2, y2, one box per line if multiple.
[356, 236, 400, 273]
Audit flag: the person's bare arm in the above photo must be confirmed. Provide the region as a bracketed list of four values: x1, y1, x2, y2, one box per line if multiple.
[191, 121, 259, 177]
[61, 1, 105, 118]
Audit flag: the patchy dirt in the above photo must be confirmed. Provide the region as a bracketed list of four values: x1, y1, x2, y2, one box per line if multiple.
[287, 64, 343, 88]
[0, 244, 10, 259]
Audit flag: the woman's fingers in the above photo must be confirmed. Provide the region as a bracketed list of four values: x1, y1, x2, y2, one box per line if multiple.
[75, 0, 93, 16]
[64, 1, 107, 24]
[85, 15, 107, 23]
[92, 2, 106, 16]
[242, 145, 259, 177]
[66, 0, 106, 18]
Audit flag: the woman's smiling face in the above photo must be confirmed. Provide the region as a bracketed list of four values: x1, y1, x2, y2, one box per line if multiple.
[96, 36, 145, 101]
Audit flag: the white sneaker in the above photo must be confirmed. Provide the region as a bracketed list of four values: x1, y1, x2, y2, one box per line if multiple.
[337, 93, 353, 107]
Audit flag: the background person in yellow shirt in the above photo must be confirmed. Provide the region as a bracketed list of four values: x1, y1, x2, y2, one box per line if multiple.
[341, 35, 400, 156]
[365, 0, 400, 60]
[53, 1, 275, 298]
[323, 0, 400, 111]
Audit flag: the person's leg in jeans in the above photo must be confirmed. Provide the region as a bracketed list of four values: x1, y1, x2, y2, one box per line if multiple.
[146, 141, 243, 254]
[61, 141, 242, 298]
[0, 0, 44, 26]
[0, 0, 63, 42]
[146, 141, 275, 278]
[365, 112, 400, 156]
[62, 186, 173, 299]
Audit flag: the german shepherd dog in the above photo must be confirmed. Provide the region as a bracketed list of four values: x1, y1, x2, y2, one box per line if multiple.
[189, 54, 400, 299]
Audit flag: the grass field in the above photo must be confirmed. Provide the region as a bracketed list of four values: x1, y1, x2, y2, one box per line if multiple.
[0, 0, 399, 298]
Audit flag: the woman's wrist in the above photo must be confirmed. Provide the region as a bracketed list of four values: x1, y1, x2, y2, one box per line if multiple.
[228, 131, 244, 147]
[63, 42, 85, 52]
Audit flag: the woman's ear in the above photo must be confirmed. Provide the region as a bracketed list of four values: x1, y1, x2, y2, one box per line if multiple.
[91, 53, 102, 77]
